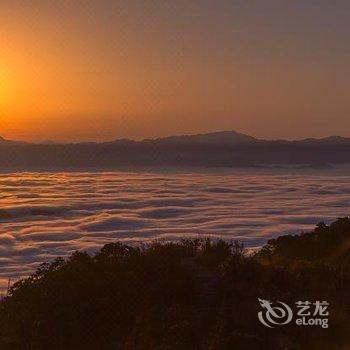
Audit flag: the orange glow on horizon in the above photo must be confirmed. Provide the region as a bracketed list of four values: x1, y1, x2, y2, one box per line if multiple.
[0, 62, 11, 113]
[1, 2, 350, 142]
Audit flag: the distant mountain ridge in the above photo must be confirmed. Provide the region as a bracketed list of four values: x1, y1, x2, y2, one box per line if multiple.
[141, 130, 261, 145]
[105, 131, 350, 146]
[0, 130, 349, 169]
[1, 130, 350, 145]
[0, 136, 27, 145]
[299, 135, 350, 144]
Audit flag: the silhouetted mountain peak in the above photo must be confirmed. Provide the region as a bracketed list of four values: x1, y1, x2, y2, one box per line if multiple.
[0, 136, 27, 145]
[143, 130, 260, 145]
[301, 135, 350, 144]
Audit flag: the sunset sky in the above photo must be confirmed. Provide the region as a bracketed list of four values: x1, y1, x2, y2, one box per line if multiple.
[1, 0, 349, 142]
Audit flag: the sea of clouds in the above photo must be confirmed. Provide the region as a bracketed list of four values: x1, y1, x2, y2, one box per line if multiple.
[0, 169, 349, 291]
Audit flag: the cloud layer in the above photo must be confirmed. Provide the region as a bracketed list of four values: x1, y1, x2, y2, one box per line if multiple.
[0, 169, 349, 291]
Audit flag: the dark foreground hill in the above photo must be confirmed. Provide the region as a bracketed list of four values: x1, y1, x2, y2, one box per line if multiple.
[1, 218, 350, 349]
[0, 131, 349, 169]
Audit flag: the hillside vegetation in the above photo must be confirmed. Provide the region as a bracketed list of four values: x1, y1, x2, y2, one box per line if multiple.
[0, 218, 350, 349]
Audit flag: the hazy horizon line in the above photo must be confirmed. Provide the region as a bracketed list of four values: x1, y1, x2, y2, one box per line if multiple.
[2, 129, 350, 144]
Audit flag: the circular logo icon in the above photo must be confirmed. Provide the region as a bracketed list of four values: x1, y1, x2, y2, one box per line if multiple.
[258, 298, 293, 328]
